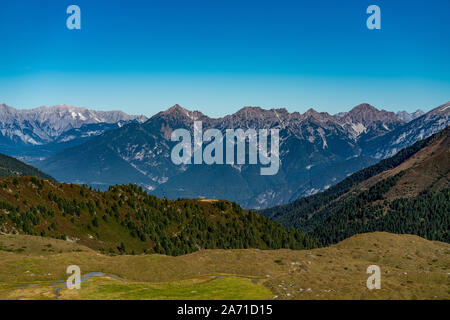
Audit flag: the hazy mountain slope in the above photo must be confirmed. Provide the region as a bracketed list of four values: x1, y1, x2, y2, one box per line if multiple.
[38, 116, 186, 189]
[362, 102, 449, 159]
[0, 153, 54, 180]
[0, 177, 318, 256]
[38, 125, 156, 189]
[261, 127, 449, 245]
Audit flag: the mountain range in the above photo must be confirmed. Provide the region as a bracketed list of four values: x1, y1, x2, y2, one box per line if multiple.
[0, 102, 448, 209]
[0, 104, 147, 163]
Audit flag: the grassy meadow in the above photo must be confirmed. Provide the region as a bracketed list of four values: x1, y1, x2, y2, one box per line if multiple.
[0, 232, 448, 300]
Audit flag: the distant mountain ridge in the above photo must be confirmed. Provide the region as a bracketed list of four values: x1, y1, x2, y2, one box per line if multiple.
[36, 101, 449, 208]
[0, 103, 148, 163]
[396, 109, 425, 123]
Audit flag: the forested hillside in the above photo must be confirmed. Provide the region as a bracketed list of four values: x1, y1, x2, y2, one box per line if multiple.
[0, 153, 54, 180]
[0, 177, 318, 255]
[307, 175, 448, 245]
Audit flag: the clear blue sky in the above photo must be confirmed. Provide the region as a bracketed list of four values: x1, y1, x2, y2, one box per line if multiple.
[0, 0, 449, 117]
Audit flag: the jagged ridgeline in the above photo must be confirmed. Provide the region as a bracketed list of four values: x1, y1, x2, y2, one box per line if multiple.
[261, 127, 449, 246]
[0, 153, 55, 180]
[0, 178, 318, 255]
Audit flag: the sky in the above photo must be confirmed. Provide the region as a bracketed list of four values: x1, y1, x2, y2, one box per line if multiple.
[0, 0, 449, 117]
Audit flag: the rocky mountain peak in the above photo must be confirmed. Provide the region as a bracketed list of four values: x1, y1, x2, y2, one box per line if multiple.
[233, 106, 267, 118]
[219, 106, 295, 129]
[165, 104, 188, 113]
[304, 107, 319, 115]
[301, 108, 335, 125]
[155, 105, 209, 126]
[303, 108, 328, 119]
[0, 103, 15, 116]
[234, 106, 292, 118]
[351, 103, 377, 112]
[396, 110, 425, 123]
[346, 103, 402, 126]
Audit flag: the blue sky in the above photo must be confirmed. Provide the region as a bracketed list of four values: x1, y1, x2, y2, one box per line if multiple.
[0, 0, 449, 117]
